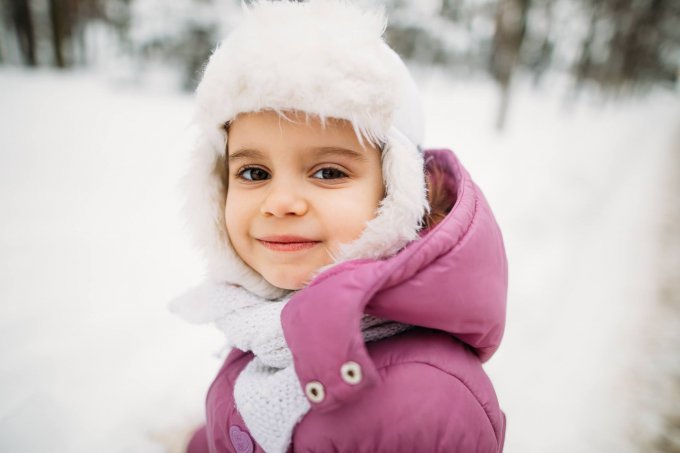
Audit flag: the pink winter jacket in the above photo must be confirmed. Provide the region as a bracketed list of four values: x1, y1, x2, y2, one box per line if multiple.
[188, 149, 508, 453]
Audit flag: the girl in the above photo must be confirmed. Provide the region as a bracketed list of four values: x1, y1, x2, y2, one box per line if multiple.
[170, 1, 508, 452]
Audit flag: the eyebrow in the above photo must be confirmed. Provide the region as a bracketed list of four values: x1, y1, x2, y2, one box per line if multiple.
[228, 146, 368, 163]
[228, 148, 266, 163]
[309, 146, 368, 161]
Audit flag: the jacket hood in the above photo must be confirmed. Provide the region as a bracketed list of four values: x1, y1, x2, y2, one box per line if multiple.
[281, 148, 508, 412]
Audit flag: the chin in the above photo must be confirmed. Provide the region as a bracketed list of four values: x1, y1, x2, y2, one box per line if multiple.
[265, 268, 313, 292]
[269, 280, 304, 291]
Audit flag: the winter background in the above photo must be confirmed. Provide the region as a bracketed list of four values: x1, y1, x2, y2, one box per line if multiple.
[0, 0, 678, 452]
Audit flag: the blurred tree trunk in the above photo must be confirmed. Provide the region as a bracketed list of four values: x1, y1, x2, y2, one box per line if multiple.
[49, 0, 78, 68]
[0, 22, 4, 64]
[575, 1, 599, 89]
[610, 0, 666, 86]
[9, 0, 36, 66]
[531, 0, 554, 87]
[491, 0, 530, 130]
[440, 0, 463, 20]
[0, 3, 6, 63]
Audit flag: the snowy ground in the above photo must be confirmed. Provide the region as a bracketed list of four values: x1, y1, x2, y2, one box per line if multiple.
[0, 66, 678, 452]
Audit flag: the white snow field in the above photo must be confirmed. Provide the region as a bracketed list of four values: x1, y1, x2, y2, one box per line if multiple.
[0, 66, 678, 452]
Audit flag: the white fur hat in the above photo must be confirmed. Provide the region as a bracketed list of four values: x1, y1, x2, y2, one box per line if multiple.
[181, 0, 429, 299]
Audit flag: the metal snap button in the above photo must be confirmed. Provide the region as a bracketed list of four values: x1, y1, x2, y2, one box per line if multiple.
[304, 380, 325, 403]
[340, 361, 362, 385]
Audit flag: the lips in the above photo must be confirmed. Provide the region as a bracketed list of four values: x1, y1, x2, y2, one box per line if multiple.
[257, 235, 321, 252]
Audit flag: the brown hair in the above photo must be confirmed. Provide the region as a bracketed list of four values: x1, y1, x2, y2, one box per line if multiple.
[422, 158, 456, 230]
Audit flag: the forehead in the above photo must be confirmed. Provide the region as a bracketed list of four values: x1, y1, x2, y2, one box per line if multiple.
[228, 109, 350, 130]
[226, 110, 377, 154]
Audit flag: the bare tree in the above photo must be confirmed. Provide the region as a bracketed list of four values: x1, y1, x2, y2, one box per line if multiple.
[490, 0, 530, 129]
[576, 0, 679, 92]
[8, 0, 36, 66]
[48, 0, 74, 67]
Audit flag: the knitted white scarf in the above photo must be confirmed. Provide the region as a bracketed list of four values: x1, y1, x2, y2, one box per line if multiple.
[170, 282, 411, 453]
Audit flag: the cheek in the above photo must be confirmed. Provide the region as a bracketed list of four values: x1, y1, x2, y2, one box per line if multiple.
[224, 192, 246, 240]
[324, 188, 382, 243]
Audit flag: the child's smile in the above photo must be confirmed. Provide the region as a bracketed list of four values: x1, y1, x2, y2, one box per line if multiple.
[256, 235, 322, 252]
[224, 110, 384, 290]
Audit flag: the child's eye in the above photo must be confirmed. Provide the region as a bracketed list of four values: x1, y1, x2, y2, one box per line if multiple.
[238, 167, 271, 181]
[312, 167, 348, 180]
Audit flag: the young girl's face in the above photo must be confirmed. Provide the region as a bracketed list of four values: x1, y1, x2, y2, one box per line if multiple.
[225, 110, 384, 290]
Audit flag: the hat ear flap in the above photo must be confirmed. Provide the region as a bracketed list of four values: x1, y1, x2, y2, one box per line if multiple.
[180, 130, 289, 300]
[333, 126, 429, 263]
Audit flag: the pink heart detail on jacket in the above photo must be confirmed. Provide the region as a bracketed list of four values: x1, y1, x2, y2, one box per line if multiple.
[229, 425, 254, 453]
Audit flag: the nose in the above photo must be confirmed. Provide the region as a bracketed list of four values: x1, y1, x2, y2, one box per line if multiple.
[260, 181, 309, 218]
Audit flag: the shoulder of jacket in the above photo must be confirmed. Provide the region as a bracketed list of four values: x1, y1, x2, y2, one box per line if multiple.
[294, 335, 503, 452]
[368, 329, 504, 442]
[368, 328, 482, 376]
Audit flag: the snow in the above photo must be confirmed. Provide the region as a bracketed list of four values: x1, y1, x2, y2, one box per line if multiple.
[0, 67, 222, 452]
[0, 66, 678, 452]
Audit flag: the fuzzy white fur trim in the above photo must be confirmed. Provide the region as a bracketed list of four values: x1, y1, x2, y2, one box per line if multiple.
[179, 0, 428, 298]
[195, 0, 423, 150]
[332, 127, 428, 263]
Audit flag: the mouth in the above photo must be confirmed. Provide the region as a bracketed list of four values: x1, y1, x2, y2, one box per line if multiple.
[257, 235, 322, 252]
